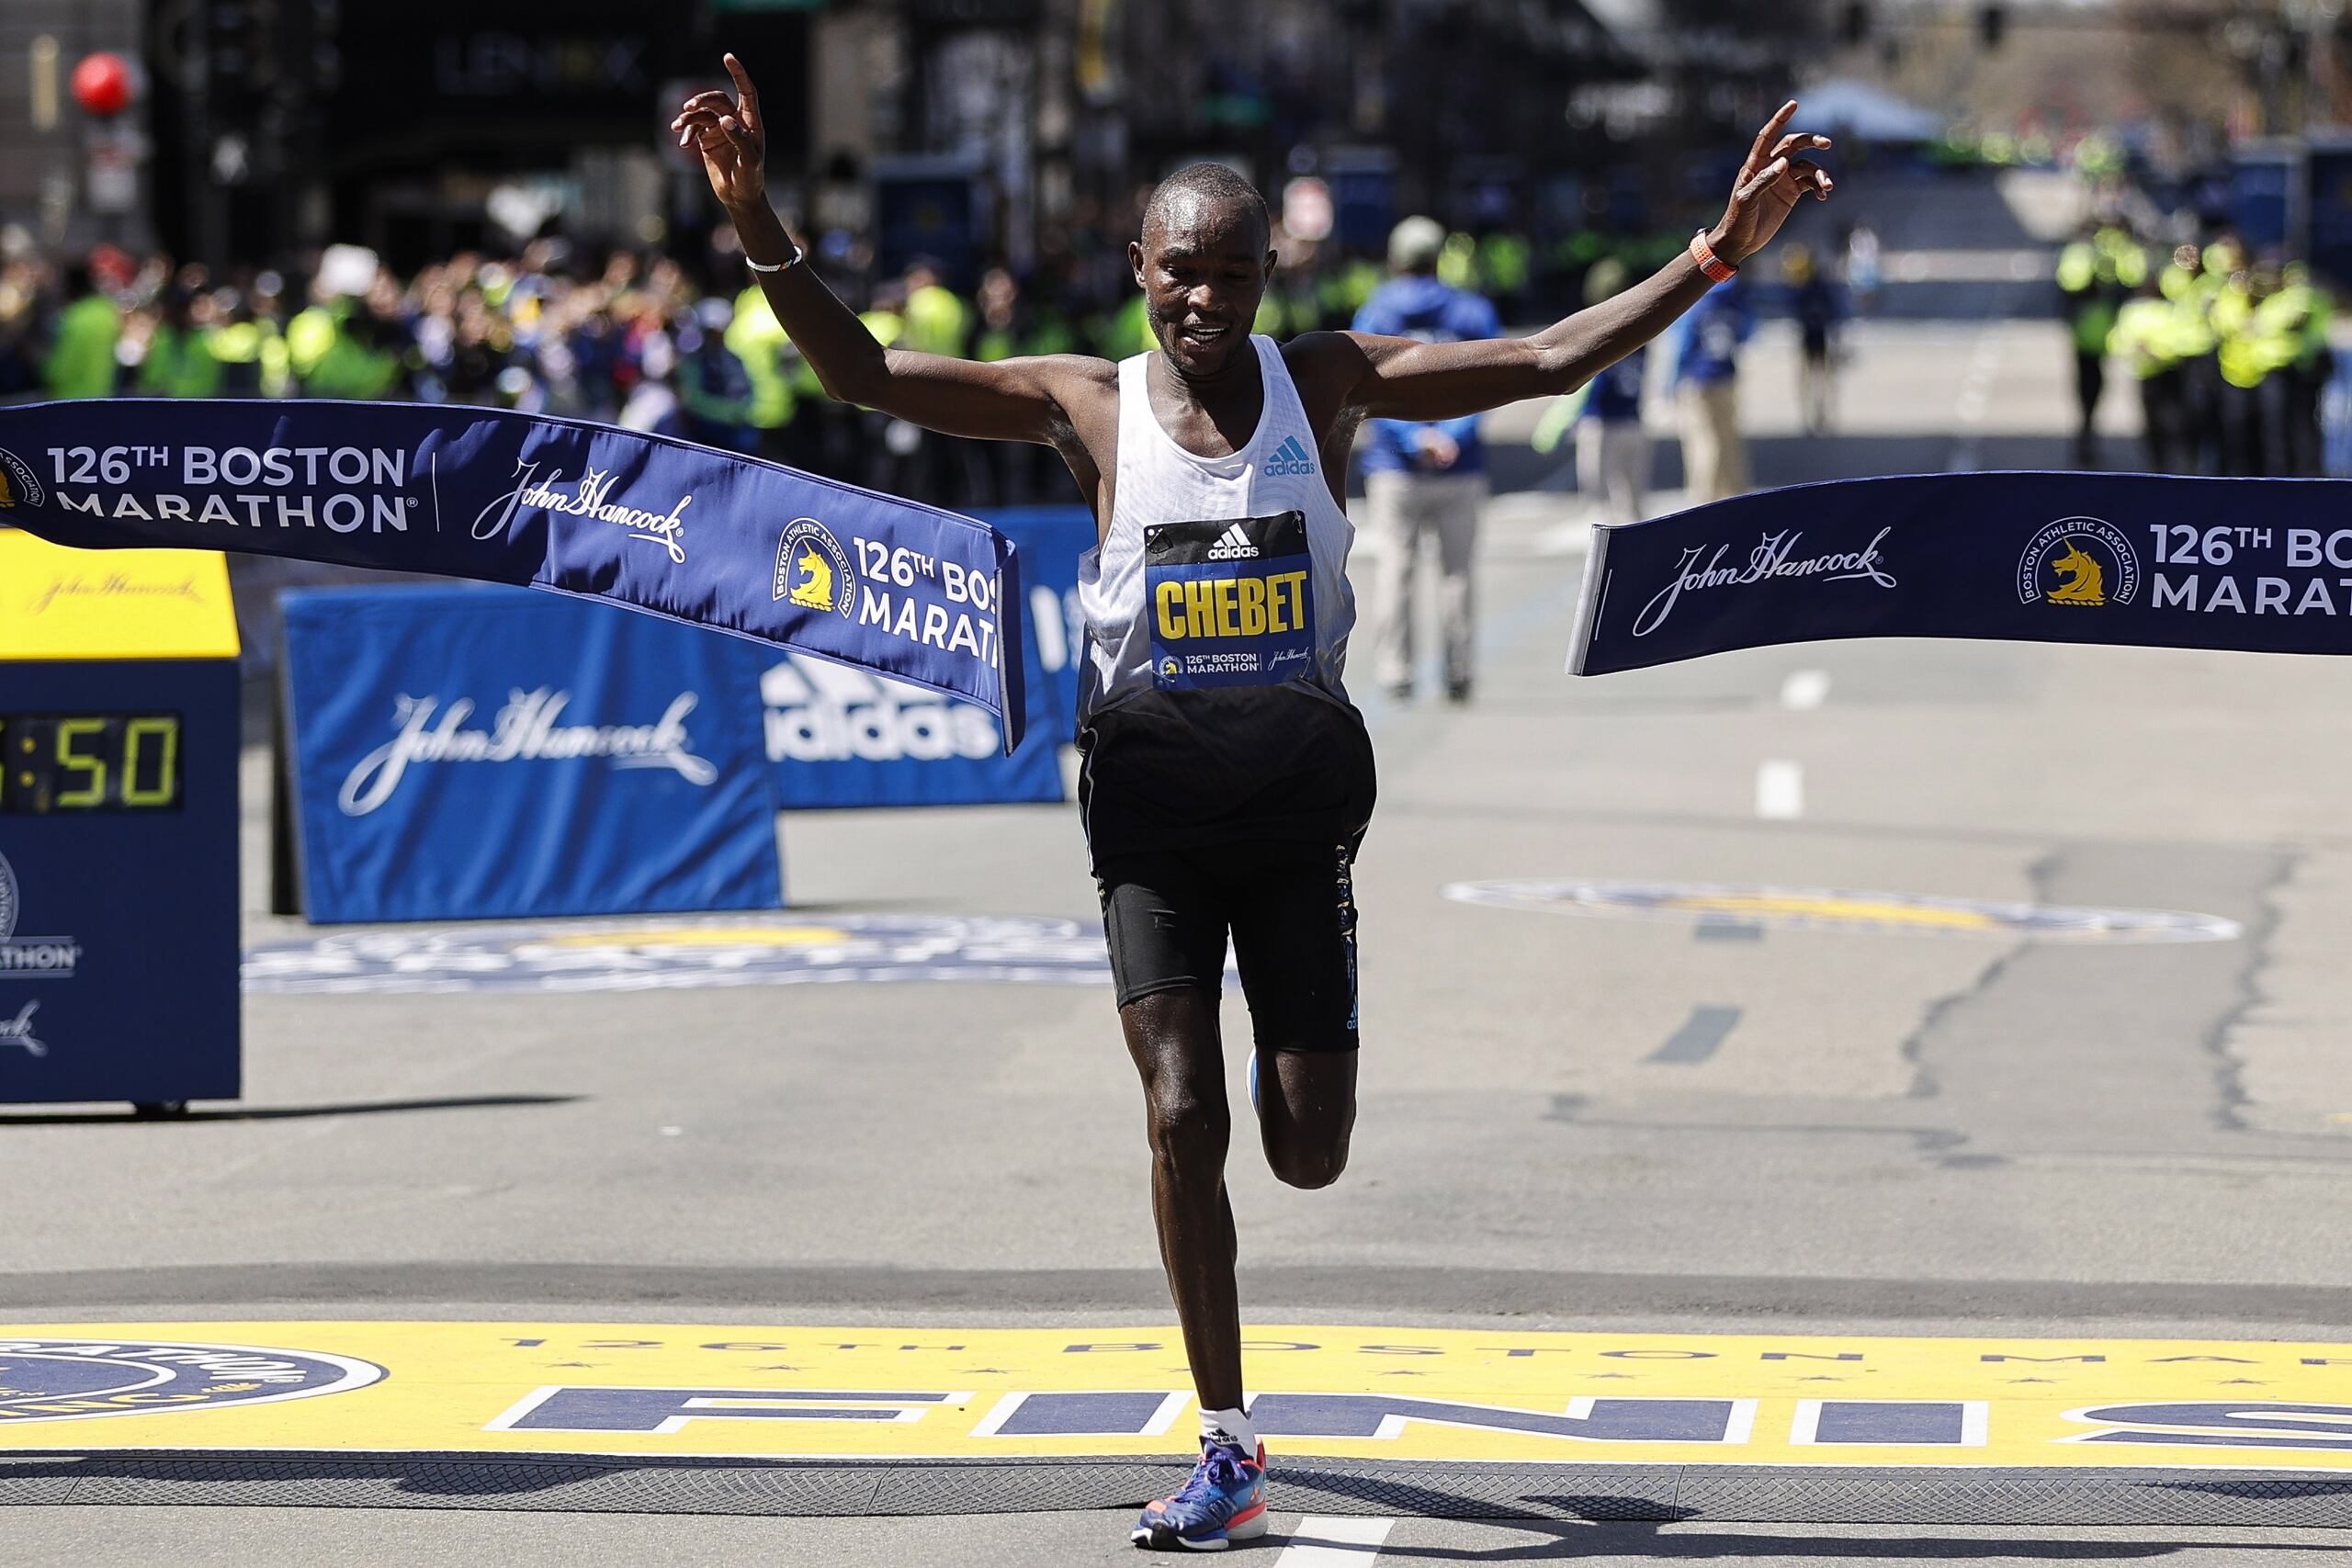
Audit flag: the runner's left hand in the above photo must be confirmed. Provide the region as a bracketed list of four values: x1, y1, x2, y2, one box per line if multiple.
[671, 53, 769, 214]
[1710, 102, 1835, 266]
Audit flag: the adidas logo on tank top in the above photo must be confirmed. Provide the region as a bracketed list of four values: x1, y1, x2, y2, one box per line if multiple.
[1205, 522, 1260, 559]
[1264, 435, 1317, 477]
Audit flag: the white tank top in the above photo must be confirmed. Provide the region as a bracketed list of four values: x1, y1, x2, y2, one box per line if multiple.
[1076, 335, 1356, 724]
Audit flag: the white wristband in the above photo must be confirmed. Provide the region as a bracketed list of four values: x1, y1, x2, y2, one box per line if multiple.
[746, 245, 803, 275]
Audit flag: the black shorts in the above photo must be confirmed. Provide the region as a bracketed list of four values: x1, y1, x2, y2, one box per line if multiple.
[1098, 840, 1362, 1054]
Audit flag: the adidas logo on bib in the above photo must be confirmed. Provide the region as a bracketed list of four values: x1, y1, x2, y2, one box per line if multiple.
[1264, 435, 1317, 478]
[1205, 522, 1261, 559]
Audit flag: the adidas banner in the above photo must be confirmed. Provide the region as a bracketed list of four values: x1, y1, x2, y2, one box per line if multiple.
[1569, 472, 2352, 676]
[0, 399, 1025, 750]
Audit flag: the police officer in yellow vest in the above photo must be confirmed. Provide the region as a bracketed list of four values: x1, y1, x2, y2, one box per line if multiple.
[726, 280, 800, 465]
[2209, 253, 2282, 476]
[136, 287, 224, 399]
[2157, 243, 2222, 472]
[203, 292, 290, 399]
[2108, 276, 2188, 473]
[2265, 261, 2334, 477]
[899, 259, 989, 506]
[2055, 221, 2144, 466]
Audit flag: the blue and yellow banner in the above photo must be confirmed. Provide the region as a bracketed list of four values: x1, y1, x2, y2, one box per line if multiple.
[1571, 472, 2352, 676]
[0, 400, 1023, 750]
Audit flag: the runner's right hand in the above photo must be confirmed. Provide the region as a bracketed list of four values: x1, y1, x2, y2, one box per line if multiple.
[672, 53, 767, 213]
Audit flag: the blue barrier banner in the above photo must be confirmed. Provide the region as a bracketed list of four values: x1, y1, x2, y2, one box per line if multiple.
[283, 584, 780, 923]
[750, 506, 1093, 808]
[1570, 472, 2352, 675]
[0, 400, 1023, 750]
[983, 506, 1095, 749]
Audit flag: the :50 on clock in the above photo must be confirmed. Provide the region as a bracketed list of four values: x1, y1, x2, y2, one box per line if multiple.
[1, 713, 183, 814]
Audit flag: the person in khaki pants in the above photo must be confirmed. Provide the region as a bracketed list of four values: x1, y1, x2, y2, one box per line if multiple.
[1668, 272, 1752, 503]
[1352, 217, 1501, 704]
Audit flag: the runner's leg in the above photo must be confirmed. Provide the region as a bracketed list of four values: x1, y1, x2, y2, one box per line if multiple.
[1122, 988, 1244, 1411]
[1102, 852, 1247, 1415]
[1231, 841, 1363, 1189]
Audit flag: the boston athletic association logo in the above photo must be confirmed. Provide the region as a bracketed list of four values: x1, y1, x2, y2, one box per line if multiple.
[0, 1337, 384, 1425]
[0, 446, 43, 510]
[2018, 517, 2140, 609]
[775, 517, 855, 618]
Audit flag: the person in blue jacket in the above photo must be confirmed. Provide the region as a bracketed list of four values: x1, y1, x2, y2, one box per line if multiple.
[1668, 271, 1753, 502]
[1352, 216, 1502, 704]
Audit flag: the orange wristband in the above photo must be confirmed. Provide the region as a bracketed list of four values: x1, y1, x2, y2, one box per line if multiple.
[1690, 230, 1737, 284]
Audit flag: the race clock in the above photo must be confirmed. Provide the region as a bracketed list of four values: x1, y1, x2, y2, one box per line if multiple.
[0, 526, 240, 1111]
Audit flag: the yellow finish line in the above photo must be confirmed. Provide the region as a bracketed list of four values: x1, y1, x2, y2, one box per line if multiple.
[4, 1325, 2351, 1470]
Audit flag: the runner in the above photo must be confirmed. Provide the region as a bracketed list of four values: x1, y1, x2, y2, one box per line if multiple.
[674, 56, 1833, 1551]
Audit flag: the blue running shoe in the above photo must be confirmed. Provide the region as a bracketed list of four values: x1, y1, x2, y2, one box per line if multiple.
[1131, 1439, 1267, 1551]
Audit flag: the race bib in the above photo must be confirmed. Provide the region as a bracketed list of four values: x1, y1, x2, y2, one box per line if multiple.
[1145, 511, 1316, 691]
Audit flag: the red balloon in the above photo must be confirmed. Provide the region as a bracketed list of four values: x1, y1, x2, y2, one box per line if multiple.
[72, 52, 133, 118]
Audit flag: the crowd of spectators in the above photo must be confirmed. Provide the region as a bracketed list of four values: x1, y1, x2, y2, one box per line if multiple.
[0, 207, 1705, 509]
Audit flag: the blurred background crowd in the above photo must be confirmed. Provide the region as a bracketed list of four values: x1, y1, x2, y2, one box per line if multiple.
[8, 0, 2352, 502]
[0, 212, 1843, 509]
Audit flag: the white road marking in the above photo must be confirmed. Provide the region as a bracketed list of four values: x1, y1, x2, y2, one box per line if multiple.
[1756, 759, 1804, 820]
[1779, 669, 1831, 710]
[1276, 1516, 1396, 1563]
[1944, 331, 2004, 473]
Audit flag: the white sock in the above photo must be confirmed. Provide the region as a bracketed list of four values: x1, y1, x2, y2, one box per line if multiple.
[1200, 1404, 1257, 1453]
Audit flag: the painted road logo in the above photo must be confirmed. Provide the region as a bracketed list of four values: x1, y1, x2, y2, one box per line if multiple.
[242, 912, 1141, 994]
[0, 1337, 383, 1425]
[6, 1324, 2352, 1471]
[1442, 879, 2241, 942]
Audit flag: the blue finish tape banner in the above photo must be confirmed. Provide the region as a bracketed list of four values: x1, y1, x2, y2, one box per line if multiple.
[0, 399, 1023, 750]
[750, 507, 1091, 807]
[1570, 472, 2352, 675]
[283, 584, 781, 924]
[983, 506, 1095, 750]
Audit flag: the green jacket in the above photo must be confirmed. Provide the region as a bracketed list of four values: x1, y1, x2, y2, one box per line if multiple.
[137, 324, 224, 398]
[725, 286, 799, 427]
[44, 294, 122, 400]
[902, 285, 971, 357]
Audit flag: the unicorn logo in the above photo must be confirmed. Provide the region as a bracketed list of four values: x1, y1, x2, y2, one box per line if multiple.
[774, 518, 855, 618]
[2045, 538, 2106, 606]
[788, 542, 836, 612]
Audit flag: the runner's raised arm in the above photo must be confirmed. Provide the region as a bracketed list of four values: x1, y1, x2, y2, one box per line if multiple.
[1293, 102, 1836, 424]
[673, 55, 1103, 447]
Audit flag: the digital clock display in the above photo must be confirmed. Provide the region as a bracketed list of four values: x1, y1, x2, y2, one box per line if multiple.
[1, 713, 184, 813]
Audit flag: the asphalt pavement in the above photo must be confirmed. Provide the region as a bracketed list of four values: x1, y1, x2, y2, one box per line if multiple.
[11, 299, 2352, 1566]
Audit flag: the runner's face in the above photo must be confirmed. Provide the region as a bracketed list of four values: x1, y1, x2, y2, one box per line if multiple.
[1132, 197, 1272, 378]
